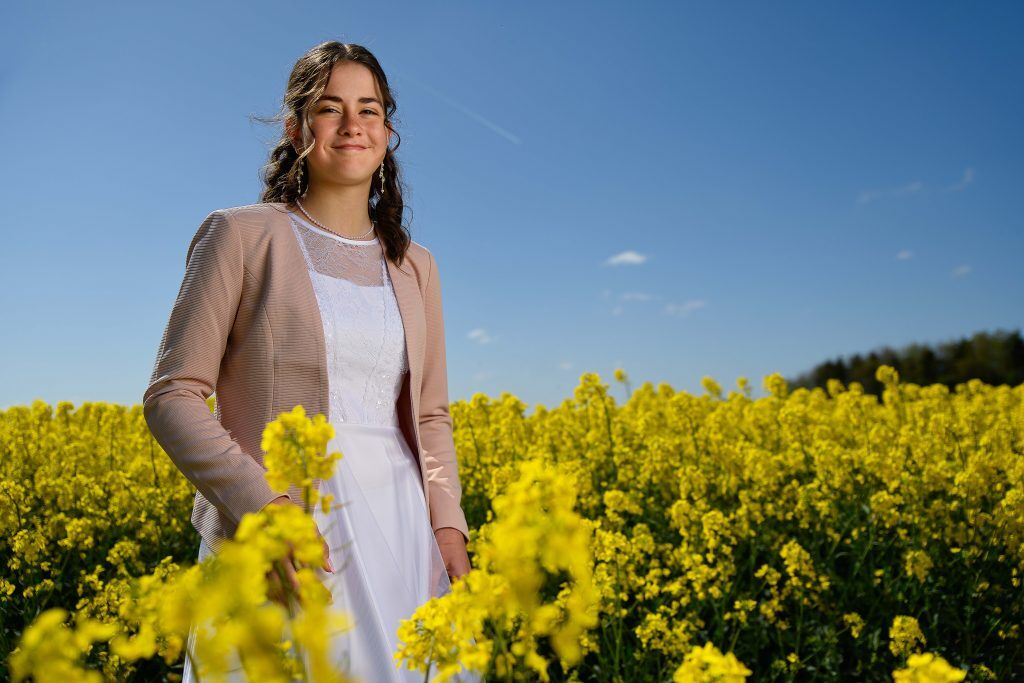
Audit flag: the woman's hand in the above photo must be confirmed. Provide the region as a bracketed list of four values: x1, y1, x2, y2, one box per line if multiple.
[264, 495, 334, 608]
[434, 527, 471, 582]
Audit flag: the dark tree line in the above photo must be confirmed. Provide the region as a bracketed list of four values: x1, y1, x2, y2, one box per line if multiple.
[788, 327, 1024, 396]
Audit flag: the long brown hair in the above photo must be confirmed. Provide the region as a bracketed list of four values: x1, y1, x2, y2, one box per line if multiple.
[255, 41, 411, 266]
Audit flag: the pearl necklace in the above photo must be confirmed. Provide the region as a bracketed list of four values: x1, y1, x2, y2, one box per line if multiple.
[295, 197, 376, 241]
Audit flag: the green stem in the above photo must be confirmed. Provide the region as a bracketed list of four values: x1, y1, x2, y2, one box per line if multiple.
[613, 562, 623, 677]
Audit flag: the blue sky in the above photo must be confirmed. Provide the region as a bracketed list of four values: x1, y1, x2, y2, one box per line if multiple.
[2, 1, 1021, 411]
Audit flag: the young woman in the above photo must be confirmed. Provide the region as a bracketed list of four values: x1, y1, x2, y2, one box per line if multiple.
[143, 41, 476, 681]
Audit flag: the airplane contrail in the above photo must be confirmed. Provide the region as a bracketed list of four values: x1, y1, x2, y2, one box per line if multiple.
[396, 69, 523, 146]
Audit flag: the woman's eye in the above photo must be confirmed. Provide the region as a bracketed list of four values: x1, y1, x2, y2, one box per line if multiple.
[322, 107, 377, 116]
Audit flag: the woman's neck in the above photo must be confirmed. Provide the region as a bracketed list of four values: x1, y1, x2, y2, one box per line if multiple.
[289, 186, 374, 239]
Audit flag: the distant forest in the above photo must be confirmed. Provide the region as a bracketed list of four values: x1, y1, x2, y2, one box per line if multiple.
[788, 328, 1024, 395]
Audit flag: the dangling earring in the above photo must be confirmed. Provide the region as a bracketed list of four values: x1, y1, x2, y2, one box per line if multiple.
[379, 160, 385, 197]
[296, 158, 306, 196]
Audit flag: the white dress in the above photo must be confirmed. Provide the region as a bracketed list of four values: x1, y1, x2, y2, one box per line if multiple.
[181, 210, 477, 683]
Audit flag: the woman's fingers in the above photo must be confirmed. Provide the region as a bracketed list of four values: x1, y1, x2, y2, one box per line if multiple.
[282, 552, 301, 593]
[266, 566, 285, 607]
[313, 523, 335, 573]
[322, 537, 335, 573]
[264, 537, 336, 608]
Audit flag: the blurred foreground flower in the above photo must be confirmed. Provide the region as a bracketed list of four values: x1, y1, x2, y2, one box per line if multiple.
[395, 457, 600, 682]
[10, 405, 352, 683]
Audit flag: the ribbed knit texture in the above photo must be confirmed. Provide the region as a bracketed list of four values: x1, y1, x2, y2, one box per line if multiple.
[143, 202, 469, 553]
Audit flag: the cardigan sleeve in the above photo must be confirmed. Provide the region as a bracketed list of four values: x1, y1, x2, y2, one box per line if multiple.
[418, 248, 471, 544]
[142, 210, 283, 527]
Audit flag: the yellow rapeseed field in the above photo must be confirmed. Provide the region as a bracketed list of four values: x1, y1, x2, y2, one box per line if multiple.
[2, 366, 1021, 681]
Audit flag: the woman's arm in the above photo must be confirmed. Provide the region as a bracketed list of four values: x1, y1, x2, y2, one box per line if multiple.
[143, 210, 282, 527]
[418, 248, 471, 545]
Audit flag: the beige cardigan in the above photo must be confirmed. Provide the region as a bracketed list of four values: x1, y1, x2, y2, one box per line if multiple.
[143, 201, 470, 553]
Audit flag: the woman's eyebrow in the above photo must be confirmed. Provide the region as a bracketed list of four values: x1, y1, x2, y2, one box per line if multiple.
[318, 95, 382, 105]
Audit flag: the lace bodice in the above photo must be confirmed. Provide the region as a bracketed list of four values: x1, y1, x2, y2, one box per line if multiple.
[287, 211, 409, 427]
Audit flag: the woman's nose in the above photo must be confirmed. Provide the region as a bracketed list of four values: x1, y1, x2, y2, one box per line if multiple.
[338, 110, 362, 132]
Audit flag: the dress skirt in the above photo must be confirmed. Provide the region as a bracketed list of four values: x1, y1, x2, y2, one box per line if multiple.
[180, 421, 479, 683]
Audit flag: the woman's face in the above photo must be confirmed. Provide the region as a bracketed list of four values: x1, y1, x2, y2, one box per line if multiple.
[291, 61, 391, 190]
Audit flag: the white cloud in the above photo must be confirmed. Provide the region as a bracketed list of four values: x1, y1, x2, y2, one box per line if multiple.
[952, 264, 972, 278]
[558, 360, 573, 370]
[467, 328, 496, 344]
[607, 290, 657, 314]
[896, 249, 913, 260]
[857, 179, 925, 204]
[891, 181, 925, 196]
[664, 300, 707, 316]
[604, 250, 648, 266]
[619, 291, 654, 301]
[946, 167, 975, 191]
[859, 167, 975, 203]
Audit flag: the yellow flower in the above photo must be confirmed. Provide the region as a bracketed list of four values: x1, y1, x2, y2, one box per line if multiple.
[876, 364, 900, 386]
[701, 376, 722, 400]
[892, 652, 967, 682]
[763, 372, 788, 399]
[672, 641, 752, 682]
[903, 549, 933, 583]
[843, 612, 865, 638]
[8, 608, 117, 683]
[889, 615, 927, 658]
[6, 367, 1024, 681]
[396, 457, 599, 681]
[260, 405, 343, 508]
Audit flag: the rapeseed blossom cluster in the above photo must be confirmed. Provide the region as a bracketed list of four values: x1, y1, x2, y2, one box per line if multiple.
[8, 404, 351, 682]
[7, 608, 117, 682]
[671, 641, 752, 682]
[4, 366, 1023, 680]
[261, 404, 343, 512]
[110, 502, 349, 682]
[889, 615, 927, 659]
[892, 652, 968, 682]
[393, 457, 599, 682]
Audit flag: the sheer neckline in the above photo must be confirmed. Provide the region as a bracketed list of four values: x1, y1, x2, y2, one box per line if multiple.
[288, 210, 379, 246]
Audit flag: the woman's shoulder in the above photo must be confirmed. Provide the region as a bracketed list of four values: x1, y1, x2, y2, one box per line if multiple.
[211, 201, 289, 227]
[405, 238, 432, 265]
[198, 202, 292, 243]
[399, 239, 439, 289]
